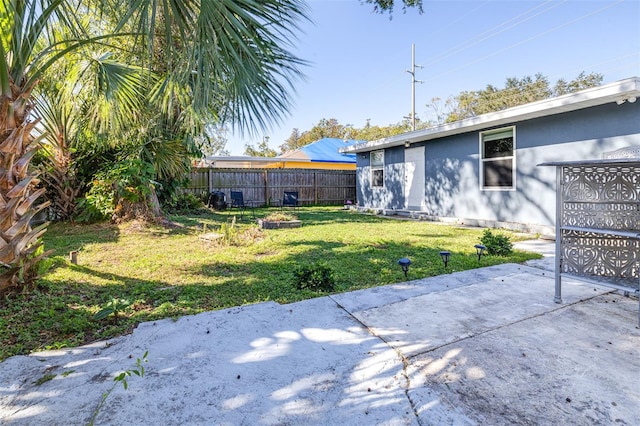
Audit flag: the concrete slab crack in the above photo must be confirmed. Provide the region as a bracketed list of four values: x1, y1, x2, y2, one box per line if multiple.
[329, 296, 424, 425]
[401, 289, 619, 361]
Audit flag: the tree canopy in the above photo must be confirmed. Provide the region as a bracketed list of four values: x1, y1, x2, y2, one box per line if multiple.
[278, 72, 605, 153]
[436, 72, 604, 123]
[244, 137, 277, 157]
[278, 118, 414, 153]
[365, 0, 423, 14]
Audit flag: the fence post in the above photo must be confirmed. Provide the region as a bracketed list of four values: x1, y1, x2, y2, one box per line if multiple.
[314, 171, 318, 205]
[264, 170, 269, 206]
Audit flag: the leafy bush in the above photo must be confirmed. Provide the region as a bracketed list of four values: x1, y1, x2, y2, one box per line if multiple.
[163, 192, 204, 214]
[480, 229, 513, 256]
[293, 263, 335, 292]
[75, 192, 112, 223]
[76, 159, 156, 222]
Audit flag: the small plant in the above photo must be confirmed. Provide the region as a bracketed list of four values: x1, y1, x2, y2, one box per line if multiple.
[88, 351, 148, 426]
[264, 212, 297, 222]
[219, 216, 238, 245]
[480, 229, 513, 256]
[208, 216, 262, 247]
[293, 262, 335, 292]
[94, 297, 132, 322]
[113, 351, 148, 390]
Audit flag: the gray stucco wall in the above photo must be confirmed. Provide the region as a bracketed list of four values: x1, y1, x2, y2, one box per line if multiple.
[356, 101, 640, 230]
[357, 146, 405, 211]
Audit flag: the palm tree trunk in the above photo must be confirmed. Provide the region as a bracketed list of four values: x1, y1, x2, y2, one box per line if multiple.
[0, 81, 49, 294]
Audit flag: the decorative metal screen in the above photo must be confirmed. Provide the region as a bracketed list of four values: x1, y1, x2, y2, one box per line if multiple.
[539, 157, 640, 324]
[560, 164, 640, 281]
[560, 230, 639, 279]
[602, 145, 640, 159]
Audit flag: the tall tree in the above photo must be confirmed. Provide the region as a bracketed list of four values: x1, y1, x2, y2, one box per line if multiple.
[280, 128, 304, 153]
[0, 0, 308, 293]
[33, 48, 147, 221]
[244, 137, 277, 157]
[279, 118, 348, 153]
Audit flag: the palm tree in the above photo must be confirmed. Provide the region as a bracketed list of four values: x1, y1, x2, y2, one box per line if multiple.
[0, 0, 308, 293]
[33, 83, 80, 222]
[34, 50, 147, 221]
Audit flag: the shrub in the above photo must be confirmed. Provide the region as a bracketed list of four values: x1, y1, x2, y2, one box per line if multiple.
[164, 192, 204, 214]
[76, 159, 156, 222]
[293, 263, 335, 292]
[480, 229, 513, 256]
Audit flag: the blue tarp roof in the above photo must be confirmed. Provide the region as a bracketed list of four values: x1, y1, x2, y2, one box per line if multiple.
[280, 138, 361, 163]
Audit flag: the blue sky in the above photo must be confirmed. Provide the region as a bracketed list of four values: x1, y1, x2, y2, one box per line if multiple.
[225, 0, 640, 155]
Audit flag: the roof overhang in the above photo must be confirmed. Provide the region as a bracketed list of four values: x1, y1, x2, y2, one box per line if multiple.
[202, 156, 309, 168]
[340, 77, 640, 154]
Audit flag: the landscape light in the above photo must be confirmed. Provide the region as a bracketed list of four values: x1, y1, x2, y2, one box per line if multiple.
[439, 251, 451, 268]
[398, 257, 412, 278]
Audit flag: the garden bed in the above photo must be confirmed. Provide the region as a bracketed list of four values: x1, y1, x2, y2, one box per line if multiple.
[258, 219, 302, 229]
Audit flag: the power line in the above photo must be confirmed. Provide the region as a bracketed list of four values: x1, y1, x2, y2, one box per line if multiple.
[420, 52, 639, 118]
[358, 0, 592, 117]
[420, 0, 566, 69]
[423, 0, 625, 85]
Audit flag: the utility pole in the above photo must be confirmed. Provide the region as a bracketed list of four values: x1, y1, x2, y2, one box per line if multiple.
[406, 43, 423, 131]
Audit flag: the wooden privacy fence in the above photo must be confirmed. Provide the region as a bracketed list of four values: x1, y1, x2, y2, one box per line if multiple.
[184, 168, 356, 206]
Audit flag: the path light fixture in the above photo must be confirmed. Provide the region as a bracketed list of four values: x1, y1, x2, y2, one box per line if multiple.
[398, 257, 412, 277]
[474, 244, 486, 262]
[439, 251, 451, 268]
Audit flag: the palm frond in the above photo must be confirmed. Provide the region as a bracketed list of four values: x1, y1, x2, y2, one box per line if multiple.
[114, 0, 309, 136]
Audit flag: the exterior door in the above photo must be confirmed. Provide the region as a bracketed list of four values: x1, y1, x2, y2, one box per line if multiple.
[404, 146, 425, 210]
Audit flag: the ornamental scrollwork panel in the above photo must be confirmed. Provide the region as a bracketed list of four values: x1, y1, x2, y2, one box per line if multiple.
[561, 230, 639, 282]
[562, 166, 640, 204]
[561, 165, 640, 232]
[602, 145, 640, 159]
[562, 202, 640, 230]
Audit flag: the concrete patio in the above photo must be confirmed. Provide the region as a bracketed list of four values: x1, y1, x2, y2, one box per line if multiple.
[0, 240, 638, 425]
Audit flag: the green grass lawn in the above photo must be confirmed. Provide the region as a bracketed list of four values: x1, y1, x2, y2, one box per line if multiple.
[0, 207, 541, 361]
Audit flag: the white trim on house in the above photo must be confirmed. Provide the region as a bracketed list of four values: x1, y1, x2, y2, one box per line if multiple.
[202, 156, 309, 168]
[479, 126, 516, 191]
[370, 149, 385, 188]
[340, 77, 640, 154]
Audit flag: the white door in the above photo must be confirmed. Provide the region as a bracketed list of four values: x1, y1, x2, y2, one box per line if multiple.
[404, 146, 425, 210]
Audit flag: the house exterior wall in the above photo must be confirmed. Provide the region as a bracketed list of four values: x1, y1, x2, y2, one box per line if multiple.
[356, 101, 640, 232]
[357, 146, 405, 211]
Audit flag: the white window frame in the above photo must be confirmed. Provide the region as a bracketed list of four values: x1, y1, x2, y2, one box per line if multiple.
[370, 150, 384, 188]
[479, 126, 516, 191]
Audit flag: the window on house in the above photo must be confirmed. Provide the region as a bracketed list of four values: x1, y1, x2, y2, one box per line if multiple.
[371, 150, 384, 187]
[480, 127, 515, 190]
